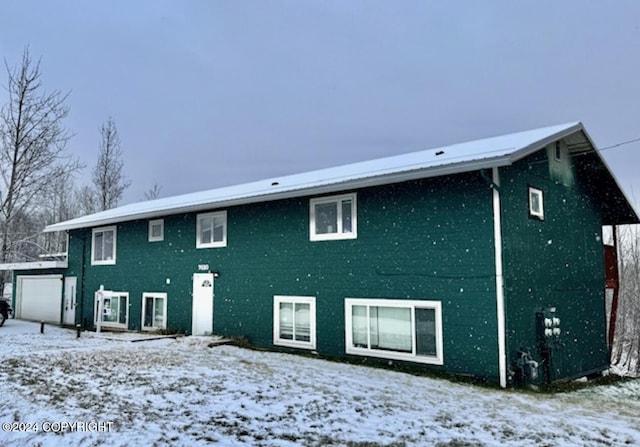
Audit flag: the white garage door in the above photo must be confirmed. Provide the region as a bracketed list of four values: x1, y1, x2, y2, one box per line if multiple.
[16, 275, 63, 323]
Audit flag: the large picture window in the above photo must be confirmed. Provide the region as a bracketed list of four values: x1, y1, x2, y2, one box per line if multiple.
[273, 295, 316, 350]
[91, 226, 117, 265]
[345, 298, 443, 365]
[142, 292, 167, 330]
[196, 211, 227, 248]
[94, 290, 129, 329]
[310, 193, 357, 241]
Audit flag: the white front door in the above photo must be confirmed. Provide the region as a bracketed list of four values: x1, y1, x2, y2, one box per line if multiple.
[63, 277, 77, 326]
[192, 273, 214, 335]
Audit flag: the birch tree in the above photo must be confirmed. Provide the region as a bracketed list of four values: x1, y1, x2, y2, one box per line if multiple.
[92, 117, 130, 211]
[0, 47, 81, 267]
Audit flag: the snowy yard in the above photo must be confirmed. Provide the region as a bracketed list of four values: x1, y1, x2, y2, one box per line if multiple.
[0, 320, 639, 447]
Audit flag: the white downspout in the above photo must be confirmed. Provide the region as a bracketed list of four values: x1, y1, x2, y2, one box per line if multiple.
[492, 167, 507, 388]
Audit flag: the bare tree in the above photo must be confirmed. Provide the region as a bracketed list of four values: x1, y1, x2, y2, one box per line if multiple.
[92, 117, 130, 211]
[75, 184, 98, 216]
[144, 182, 162, 200]
[38, 170, 78, 255]
[0, 47, 81, 268]
[610, 224, 640, 377]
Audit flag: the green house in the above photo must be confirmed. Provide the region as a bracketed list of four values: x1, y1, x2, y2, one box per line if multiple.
[13, 122, 639, 387]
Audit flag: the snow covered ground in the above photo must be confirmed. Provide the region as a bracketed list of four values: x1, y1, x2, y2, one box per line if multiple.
[0, 320, 639, 447]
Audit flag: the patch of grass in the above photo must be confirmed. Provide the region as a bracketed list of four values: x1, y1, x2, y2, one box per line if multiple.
[536, 372, 633, 394]
[309, 436, 408, 447]
[157, 327, 184, 336]
[435, 440, 485, 447]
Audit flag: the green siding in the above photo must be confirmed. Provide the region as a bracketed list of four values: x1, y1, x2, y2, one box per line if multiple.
[501, 149, 609, 383]
[56, 146, 616, 384]
[67, 172, 500, 381]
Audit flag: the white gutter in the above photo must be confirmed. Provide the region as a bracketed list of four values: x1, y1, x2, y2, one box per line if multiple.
[492, 166, 508, 388]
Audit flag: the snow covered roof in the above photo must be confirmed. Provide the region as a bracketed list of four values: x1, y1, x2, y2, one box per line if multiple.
[45, 121, 637, 232]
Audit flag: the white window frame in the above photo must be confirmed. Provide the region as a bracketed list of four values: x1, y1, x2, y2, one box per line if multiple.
[196, 211, 227, 248]
[273, 295, 316, 350]
[94, 290, 129, 329]
[148, 219, 164, 242]
[91, 226, 117, 265]
[141, 292, 168, 331]
[528, 186, 544, 220]
[344, 298, 443, 365]
[309, 193, 357, 241]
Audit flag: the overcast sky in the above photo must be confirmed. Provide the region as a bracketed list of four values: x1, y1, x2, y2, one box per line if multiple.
[1, 1, 639, 206]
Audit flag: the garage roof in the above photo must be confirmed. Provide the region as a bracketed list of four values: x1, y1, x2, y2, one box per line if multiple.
[44, 121, 638, 232]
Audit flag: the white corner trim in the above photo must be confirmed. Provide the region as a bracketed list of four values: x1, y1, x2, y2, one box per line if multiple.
[492, 167, 507, 388]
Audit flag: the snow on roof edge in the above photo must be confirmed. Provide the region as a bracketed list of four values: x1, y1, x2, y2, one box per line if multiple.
[45, 122, 585, 232]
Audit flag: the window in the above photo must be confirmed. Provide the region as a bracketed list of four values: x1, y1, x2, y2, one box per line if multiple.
[92, 226, 117, 265]
[94, 290, 129, 329]
[273, 295, 316, 349]
[310, 193, 357, 241]
[528, 187, 544, 220]
[553, 141, 562, 161]
[142, 293, 167, 330]
[196, 211, 227, 248]
[345, 298, 443, 365]
[148, 219, 164, 242]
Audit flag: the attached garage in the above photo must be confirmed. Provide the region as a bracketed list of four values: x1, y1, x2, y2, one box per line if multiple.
[0, 260, 68, 325]
[16, 275, 63, 323]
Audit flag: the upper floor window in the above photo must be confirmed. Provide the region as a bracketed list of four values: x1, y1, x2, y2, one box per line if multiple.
[148, 219, 164, 242]
[92, 226, 116, 265]
[196, 211, 227, 248]
[309, 193, 357, 241]
[528, 186, 544, 220]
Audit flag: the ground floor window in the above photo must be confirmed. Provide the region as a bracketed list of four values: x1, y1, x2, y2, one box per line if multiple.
[345, 298, 443, 365]
[142, 293, 167, 331]
[94, 290, 129, 329]
[273, 295, 316, 350]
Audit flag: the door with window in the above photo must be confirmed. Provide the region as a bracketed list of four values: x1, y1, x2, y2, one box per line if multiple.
[192, 273, 214, 335]
[94, 291, 129, 329]
[63, 277, 77, 326]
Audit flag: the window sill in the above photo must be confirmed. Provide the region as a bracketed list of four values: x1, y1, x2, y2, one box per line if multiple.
[346, 347, 443, 365]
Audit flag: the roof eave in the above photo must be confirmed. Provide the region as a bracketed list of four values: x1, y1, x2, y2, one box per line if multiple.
[507, 121, 585, 164]
[0, 260, 68, 271]
[45, 155, 512, 232]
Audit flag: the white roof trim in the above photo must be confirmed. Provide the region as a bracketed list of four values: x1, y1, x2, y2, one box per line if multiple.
[0, 261, 68, 271]
[45, 122, 587, 232]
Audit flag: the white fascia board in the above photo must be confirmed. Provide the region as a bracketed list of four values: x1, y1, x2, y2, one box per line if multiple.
[506, 122, 584, 164]
[0, 261, 68, 271]
[44, 155, 514, 233]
